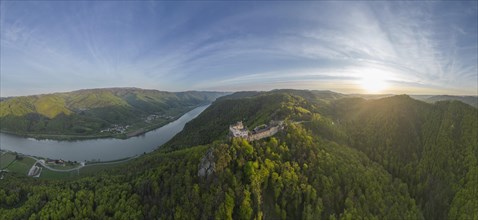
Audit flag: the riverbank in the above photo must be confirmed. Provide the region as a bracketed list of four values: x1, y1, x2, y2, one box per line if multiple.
[1, 150, 140, 180]
[0, 129, 114, 141]
[0, 104, 206, 141]
[0, 105, 211, 179]
[0, 119, 175, 141]
[0, 104, 210, 162]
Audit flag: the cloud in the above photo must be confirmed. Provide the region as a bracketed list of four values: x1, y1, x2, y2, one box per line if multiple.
[1, 1, 476, 96]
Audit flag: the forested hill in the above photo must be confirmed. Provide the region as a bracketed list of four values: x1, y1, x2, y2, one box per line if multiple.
[0, 90, 476, 219]
[410, 95, 478, 108]
[0, 88, 225, 139]
[165, 90, 478, 219]
[331, 95, 477, 219]
[165, 89, 346, 150]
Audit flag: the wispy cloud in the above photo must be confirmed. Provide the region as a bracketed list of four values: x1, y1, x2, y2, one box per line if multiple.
[1, 1, 476, 96]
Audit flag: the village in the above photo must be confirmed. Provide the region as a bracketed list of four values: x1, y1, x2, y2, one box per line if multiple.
[100, 124, 130, 134]
[145, 114, 174, 123]
[100, 114, 175, 134]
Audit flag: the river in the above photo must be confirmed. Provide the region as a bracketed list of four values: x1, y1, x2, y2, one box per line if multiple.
[0, 105, 209, 162]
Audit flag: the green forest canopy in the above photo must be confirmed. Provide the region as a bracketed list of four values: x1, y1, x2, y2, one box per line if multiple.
[1, 90, 476, 219]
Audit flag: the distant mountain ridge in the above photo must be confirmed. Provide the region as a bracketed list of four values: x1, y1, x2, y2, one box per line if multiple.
[0, 87, 226, 139]
[410, 95, 478, 108]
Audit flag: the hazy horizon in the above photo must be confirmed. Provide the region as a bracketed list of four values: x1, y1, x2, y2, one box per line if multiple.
[1, 86, 477, 99]
[1, 1, 477, 96]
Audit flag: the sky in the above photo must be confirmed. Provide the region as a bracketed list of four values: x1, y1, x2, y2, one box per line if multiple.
[1, 1, 477, 96]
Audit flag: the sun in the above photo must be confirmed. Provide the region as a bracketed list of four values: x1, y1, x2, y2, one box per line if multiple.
[360, 76, 388, 94]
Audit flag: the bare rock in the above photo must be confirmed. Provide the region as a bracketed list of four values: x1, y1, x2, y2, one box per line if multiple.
[198, 149, 215, 178]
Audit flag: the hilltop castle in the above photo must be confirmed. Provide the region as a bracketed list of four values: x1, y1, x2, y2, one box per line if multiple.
[229, 120, 284, 141]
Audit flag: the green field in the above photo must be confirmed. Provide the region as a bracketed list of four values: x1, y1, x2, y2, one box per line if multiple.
[5, 157, 36, 175]
[46, 163, 81, 171]
[1, 152, 78, 178]
[0, 153, 16, 169]
[1, 151, 132, 180]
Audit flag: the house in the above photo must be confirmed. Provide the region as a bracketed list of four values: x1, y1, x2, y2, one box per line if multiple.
[46, 159, 65, 165]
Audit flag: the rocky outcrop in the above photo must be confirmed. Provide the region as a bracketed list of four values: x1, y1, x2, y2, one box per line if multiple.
[198, 149, 215, 178]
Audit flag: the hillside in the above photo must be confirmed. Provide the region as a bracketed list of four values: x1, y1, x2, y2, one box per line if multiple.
[0, 88, 225, 139]
[411, 95, 478, 108]
[0, 125, 423, 219]
[166, 90, 478, 218]
[0, 90, 476, 219]
[329, 95, 478, 219]
[165, 90, 344, 150]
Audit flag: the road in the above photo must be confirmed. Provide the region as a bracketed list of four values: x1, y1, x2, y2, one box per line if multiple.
[26, 155, 141, 173]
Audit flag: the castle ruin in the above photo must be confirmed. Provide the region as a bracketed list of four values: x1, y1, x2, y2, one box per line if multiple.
[229, 120, 284, 141]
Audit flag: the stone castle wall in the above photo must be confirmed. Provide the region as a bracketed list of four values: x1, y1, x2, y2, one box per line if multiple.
[248, 126, 280, 141]
[230, 121, 284, 141]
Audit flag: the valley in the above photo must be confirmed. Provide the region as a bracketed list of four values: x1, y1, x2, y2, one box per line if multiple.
[0, 88, 225, 140]
[1, 89, 476, 219]
[0, 104, 210, 162]
[2, 2, 475, 219]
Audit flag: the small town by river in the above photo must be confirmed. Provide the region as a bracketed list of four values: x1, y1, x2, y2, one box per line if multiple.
[0, 105, 209, 162]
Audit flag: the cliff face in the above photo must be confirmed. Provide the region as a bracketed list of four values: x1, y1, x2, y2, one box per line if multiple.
[198, 149, 215, 178]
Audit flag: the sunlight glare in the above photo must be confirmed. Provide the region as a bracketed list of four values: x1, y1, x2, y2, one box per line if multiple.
[360, 76, 388, 94]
